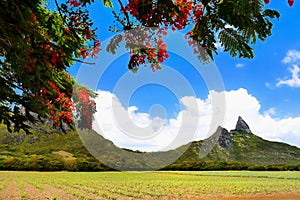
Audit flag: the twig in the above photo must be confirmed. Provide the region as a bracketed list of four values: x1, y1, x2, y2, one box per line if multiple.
[117, 0, 132, 29]
[54, 0, 82, 43]
[71, 58, 95, 65]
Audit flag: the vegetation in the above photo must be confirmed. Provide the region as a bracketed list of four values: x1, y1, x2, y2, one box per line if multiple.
[172, 130, 300, 168]
[0, 0, 99, 133]
[0, 124, 108, 171]
[0, 124, 300, 171]
[0, 171, 300, 199]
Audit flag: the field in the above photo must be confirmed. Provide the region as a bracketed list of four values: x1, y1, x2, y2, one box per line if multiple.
[0, 171, 300, 200]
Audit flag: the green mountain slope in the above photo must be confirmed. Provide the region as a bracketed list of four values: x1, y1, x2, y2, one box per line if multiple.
[171, 117, 300, 170]
[0, 117, 300, 171]
[0, 124, 108, 171]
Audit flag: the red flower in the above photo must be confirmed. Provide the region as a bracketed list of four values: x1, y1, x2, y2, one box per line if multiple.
[69, 0, 80, 7]
[54, 115, 60, 121]
[91, 40, 101, 58]
[79, 48, 89, 59]
[43, 89, 47, 95]
[63, 112, 72, 123]
[157, 57, 164, 62]
[85, 29, 91, 40]
[49, 81, 59, 93]
[78, 88, 90, 105]
[288, 0, 294, 6]
[264, 0, 270, 4]
[59, 93, 65, 98]
[31, 13, 37, 22]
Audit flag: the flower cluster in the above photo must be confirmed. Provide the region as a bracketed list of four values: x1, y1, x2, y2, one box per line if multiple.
[69, 0, 81, 7]
[156, 38, 169, 63]
[64, 1, 101, 60]
[171, 0, 193, 30]
[122, 0, 206, 68]
[91, 39, 101, 58]
[26, 3, 100, 130]
[45, 81, 74, 127]
[124, 0, 203, 30]
[124, 0, 139, 17]
[185, 31, 207, 59]
[123, 28, 169, 72]
[73, 87, 97, 130]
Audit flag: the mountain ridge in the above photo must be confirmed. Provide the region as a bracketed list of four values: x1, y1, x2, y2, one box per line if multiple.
[0, 116, 300, 171]
[174, 116, 300, 167]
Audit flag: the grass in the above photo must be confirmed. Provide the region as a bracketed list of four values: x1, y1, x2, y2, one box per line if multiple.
[168, 170, 300, 179]
[0, 171, 300, 199]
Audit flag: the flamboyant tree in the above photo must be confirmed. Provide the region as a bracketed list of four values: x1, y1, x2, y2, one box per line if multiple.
[0, 0, 294, 132]
[0, 0, 98, 132]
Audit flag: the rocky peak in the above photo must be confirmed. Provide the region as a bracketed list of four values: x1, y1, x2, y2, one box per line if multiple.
[216, 126, 233, 148]
[235, 116, 251, 133]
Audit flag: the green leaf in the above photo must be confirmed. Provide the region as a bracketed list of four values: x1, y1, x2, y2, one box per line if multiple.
[100, 0, 113, 8]
[263, 9, 280, 19]
[218, 28, 254, 58]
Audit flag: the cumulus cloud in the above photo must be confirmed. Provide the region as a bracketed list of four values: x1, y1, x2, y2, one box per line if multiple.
[276, 65, 300, 87]
[92, 90, 214, 151]
[263, 108, 276, 117]
[276, 50, 300, 88]
[92, 88, 300, 151]
[281, 50, 300, 64]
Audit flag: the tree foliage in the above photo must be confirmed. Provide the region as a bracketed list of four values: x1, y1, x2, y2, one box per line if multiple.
[0, 0, 293, 132]
[0, 0, 98, 132]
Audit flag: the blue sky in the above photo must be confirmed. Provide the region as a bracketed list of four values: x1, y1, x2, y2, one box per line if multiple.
[54, 1, 300, 150]
[67, 0, 300, 117]
[214, 1, 300, 118]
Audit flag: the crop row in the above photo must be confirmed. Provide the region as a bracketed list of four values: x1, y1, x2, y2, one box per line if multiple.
[0, 171, 299, 199]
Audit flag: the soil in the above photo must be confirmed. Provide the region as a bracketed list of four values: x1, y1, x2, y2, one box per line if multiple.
[0, 179, 20, 200]
[0, 179, 78, 200]
[157, 192, 300, 200]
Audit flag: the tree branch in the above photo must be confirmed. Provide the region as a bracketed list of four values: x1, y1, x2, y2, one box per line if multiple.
[117, 0, 132, 29]
[71, 58, 95, 65]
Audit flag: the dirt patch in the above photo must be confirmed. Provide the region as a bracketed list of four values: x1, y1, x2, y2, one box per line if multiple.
[143, 192, 300, 200]
[22, 183, 82, 200]
[22, 183, 50, 200]
[55, 184, 107, 200]
[43, 184, 79, 200]
[214, 192, 300, 200]
[0, 179, 21, 200]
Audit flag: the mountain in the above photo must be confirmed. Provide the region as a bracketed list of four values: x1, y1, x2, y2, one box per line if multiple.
[171, 117, 300, 170]
[0, 117, 300, 171]
[0, 124, 109, 171]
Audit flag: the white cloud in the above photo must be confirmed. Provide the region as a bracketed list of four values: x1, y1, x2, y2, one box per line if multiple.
[265, 82, 272, 89]
[276, 50, 300, 88]
[282, 50, 300, 64]
[236, 63, 244, 68]
[276, 65, 300, 87]
[263, 107, 276, 117]
[215, 41, 223, 52]
[92, 88, 300, 151]
[92, 91, 214, 151]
